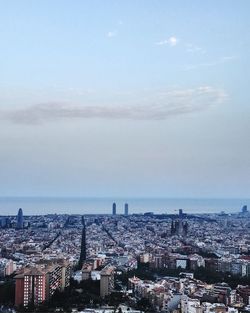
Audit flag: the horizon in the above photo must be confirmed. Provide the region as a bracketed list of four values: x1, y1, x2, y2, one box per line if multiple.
[0, 197, 248, 216]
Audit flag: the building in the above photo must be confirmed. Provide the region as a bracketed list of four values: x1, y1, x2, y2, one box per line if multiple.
[46, 264, 63, 299]
[17, 208, 24, 229]
[242, 205, 248, 213]
[124, 203, 129, 216]
[112, 203, 116, 216]
[15, 268, 46, 307]
[0, 217, 10, 228]
[153, 254, 164, 269]
[15, 260, 71, 307]
[140, 253, 152, 264]
[100, 266, 115, 298]
[171, 219, 188, 236]
[181, 295, 202, 313]
[0, 258, 15, 277]
[82, 264, 92, 280]
[61, 260, 71, 290]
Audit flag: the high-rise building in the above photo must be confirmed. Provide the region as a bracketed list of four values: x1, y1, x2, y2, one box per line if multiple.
[15, 268, 46, 307]
[78, 216, 86, 269]
[124, 203, 129, 216]
[242, 205, 248, 213]
[100, 266, 115, 298]
[15, 273, 25, 307]
[15, 260, 71, 307]
[179, 209, 183, 218]
[112, 202, 116, 215]
[60, 260, 71, 291]
[0, 217, 10, 228]
[17, 208, 24, 229]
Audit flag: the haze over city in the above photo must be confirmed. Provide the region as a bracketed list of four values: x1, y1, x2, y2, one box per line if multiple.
[0, 0, 250, 199]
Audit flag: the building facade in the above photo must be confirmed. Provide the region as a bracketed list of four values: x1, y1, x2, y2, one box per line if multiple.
[15, 260, 71, 307]
[100, 266, 115, 298]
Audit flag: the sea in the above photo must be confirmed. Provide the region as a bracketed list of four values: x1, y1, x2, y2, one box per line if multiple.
[0, 197, 249, 216]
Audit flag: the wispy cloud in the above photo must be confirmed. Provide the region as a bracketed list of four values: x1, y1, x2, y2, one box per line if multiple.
[156, 36, 178, 47]
[186, 43, 206, 54]
[1, 86, 227, 125]
[107, 30, 118, 38]
[184, 55, 239, 71]
[221, 55, 239, 61]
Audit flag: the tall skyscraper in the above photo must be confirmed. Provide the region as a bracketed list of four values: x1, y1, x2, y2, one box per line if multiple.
[124, 203, 129, 216]
[78, 216, 86, 269]
[17, 208, 24, 229]
[242, 205, 248, 213]
[179, 209, 183, 218]
[112, 202, 116, 215]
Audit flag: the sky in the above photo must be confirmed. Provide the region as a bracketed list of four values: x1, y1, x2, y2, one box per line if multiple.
[0, 0, 250, 198]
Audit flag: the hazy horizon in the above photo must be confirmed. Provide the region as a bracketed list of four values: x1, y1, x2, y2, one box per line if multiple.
[0, 196, 249, 216]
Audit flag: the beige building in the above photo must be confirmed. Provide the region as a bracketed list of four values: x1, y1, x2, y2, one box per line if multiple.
[100, 266, 115, 298]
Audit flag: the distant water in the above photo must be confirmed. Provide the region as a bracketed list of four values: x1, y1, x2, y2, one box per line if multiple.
[0, 197, 249, 216]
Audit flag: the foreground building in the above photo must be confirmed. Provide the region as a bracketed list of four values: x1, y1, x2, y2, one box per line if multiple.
[100, 266, 115, 298]
[15, 260, 71, 307]
[15, 268, 46, 307]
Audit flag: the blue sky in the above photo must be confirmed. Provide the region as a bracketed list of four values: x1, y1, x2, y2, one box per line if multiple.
[0, 0, 250, 198]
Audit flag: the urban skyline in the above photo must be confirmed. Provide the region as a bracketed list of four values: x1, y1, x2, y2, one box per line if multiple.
[1, 206, 250, 312]
[0, 1, 250, 312]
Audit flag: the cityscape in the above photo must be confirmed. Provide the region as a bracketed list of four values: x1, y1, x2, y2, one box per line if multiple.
[1, 0, 250, 312]
[0, 204, 250, 312]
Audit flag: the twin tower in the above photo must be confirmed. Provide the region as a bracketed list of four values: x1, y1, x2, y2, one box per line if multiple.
[112, 202, 129, 216]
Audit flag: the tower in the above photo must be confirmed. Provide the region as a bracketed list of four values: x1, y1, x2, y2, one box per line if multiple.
[179, 209, 183, 218]
[112, 202, 116, 215]
[242, 205, 248, 213]
[17, 208, 24, 229]
[79, 216, 86, 269]
[124, 203, 129, 216]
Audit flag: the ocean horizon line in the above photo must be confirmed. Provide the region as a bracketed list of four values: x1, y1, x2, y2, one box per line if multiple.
[0, 196, 249, 216]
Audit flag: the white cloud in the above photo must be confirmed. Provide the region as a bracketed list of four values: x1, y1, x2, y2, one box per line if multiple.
[184, 55, 239, 71]
[107, 30, 118, 38]
[168, 36, 178, 46]
[156, 36, 178, 47]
